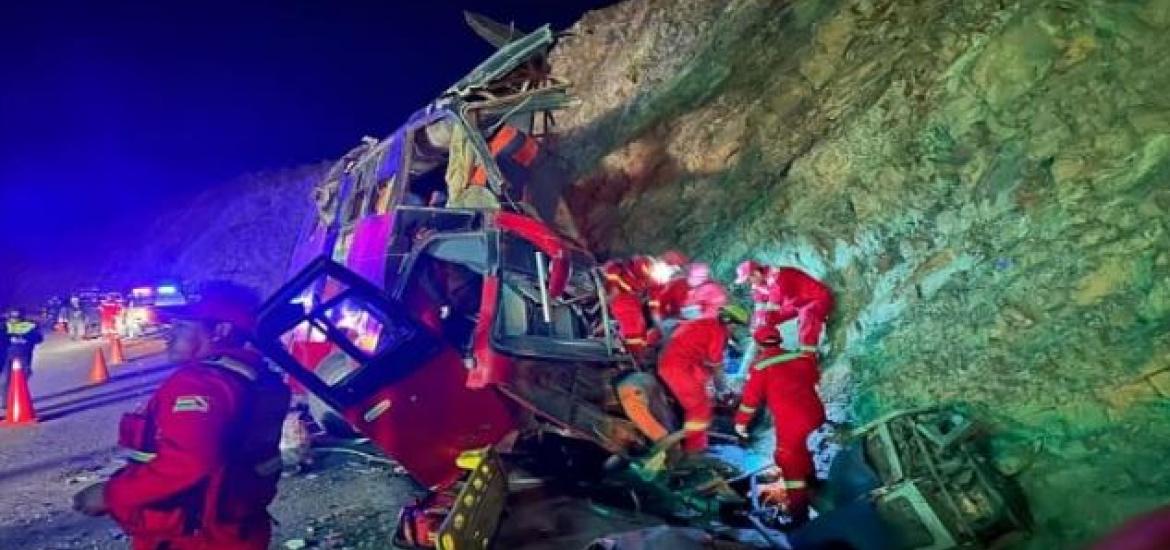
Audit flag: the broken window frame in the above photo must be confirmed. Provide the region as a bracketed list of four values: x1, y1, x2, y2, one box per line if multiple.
[489, 233, 616, 362]
[255, 257, 443, 411]
[393, 230, 492, 289]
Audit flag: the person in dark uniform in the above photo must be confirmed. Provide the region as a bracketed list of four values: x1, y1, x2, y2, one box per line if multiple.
[3, 308, 43, 404]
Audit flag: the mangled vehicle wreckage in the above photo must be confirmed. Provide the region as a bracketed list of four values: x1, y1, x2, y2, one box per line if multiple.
[250, 15, 1029, 550]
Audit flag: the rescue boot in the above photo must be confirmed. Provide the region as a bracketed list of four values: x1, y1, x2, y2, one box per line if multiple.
[753, 475, 812, 529]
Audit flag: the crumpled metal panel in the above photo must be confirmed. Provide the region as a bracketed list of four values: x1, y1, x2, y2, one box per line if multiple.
[445, 25, 554, 97]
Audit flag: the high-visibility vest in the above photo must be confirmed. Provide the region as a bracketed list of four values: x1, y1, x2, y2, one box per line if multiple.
[469, 125, 539, 187]
[6, 320, 39, 347]
[6, 320, 36, 336]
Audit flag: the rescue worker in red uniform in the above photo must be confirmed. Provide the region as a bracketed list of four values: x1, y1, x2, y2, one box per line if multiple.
[657, 315, 730, 454]
[680, 263, 729, 321]
[764, 266, 833, 351]
[737, 260, 834, 352]
[627, 251, 691, 338]
[601, 260, 657, 359]
[99, 295, 122, 338]
[73, 281, 291, 550]
[734, 260, 775, 374]
[636, 256, 682, 328]
[733, 326, 826, 523]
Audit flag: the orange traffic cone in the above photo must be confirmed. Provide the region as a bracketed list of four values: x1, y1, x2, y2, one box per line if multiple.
[4, 358, 38, 425]
[110, 337, 126, 365]
[90, 349, 110, 384]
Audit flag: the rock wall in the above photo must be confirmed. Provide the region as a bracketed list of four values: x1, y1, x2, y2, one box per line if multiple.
[9, 164, 324, 303]
[548, 0, 1170, 546]
[107, 164, 327, 296]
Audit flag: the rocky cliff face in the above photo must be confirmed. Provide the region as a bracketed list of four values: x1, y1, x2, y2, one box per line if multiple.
[548, 0, 1170, 546]
[9, 164, 324, 303]
[103, 165, 325, 295]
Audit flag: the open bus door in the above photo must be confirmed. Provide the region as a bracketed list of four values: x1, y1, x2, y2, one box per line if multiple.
[254, 256, 518, 489]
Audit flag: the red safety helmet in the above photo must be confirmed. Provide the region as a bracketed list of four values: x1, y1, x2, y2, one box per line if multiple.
[686, 262, 711, 287]
[660, 250, 689, 268]
[753, 326, 782, 346]
[735, 260, 763, 285]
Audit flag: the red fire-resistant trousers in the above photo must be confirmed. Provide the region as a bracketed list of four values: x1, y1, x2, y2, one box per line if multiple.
[658, 363, 713, 453]
[734, 351, 826, 516]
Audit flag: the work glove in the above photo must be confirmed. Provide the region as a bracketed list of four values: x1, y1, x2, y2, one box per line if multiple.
[72, 481, 109, 517]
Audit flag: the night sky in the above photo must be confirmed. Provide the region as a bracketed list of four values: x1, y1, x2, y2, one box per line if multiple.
[0, 0, 615, 271]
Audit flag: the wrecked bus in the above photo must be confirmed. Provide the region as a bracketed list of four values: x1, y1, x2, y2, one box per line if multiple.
[250, 15, 1029, 550]
[252, 19, 706, 547]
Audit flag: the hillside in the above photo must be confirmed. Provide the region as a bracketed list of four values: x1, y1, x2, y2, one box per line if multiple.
[547, 0, 1170, 546]
[8, 1, 1169, 545]
[8, 164, 325, 304]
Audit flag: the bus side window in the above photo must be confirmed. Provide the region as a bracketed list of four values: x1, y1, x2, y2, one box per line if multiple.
[373, 177, 396, 214]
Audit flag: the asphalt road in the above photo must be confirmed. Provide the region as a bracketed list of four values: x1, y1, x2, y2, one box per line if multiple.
[0, 334, 414, 550]
[0, 334, 782, 549]
[0, 334, 172, 548]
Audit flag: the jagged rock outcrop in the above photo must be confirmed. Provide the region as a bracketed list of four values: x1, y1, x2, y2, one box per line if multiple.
[549, 0, 1170, 546]
[100, 164, 326, 295]
[9, 164, 324, 302]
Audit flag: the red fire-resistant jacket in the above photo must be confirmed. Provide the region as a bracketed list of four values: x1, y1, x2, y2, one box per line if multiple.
[105, 349, 290, 550]
[647, 278, 690, 322]
[99, 302, 121, 333]
[659, 318, 728, 381]
[602, 261, 652, 350]
[733, 343, 826, 515]
[749, 276, 773, 330]
[610, 291, 651, 346]
[657, 318, 729, 452]
[763, 268, 833, 347]
[764, 268, 832, 320]
[733, 346, 823, 430]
